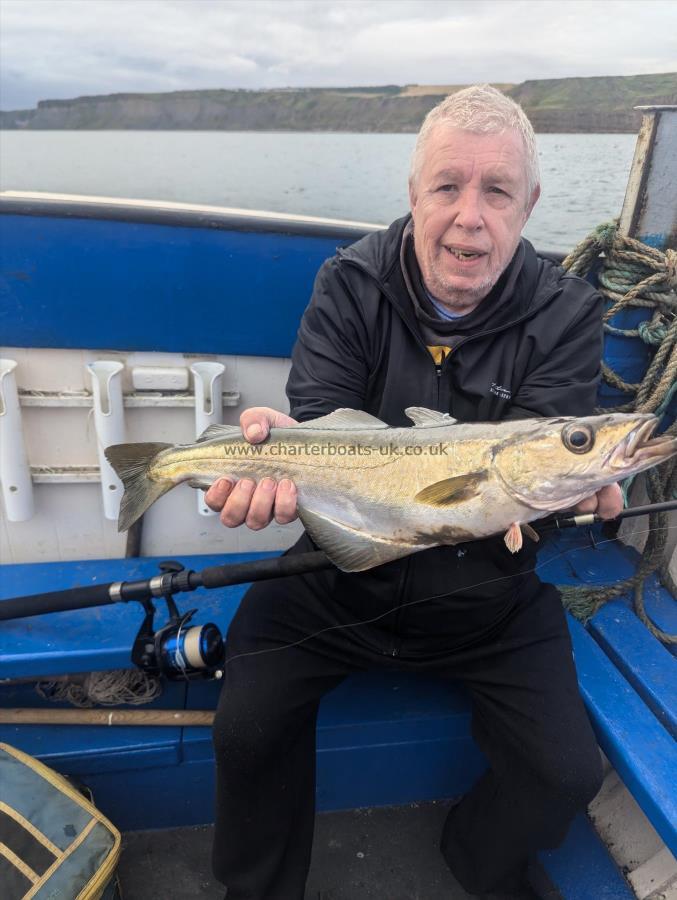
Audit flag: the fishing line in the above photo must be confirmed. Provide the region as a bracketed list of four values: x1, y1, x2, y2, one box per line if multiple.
[222, 523, 677, 668]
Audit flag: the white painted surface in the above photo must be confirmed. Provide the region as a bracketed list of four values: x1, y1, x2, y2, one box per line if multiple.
[87, 361, 126, 520]
[191, 361, 225, 516]
[0, 359, 34, 521]
[629, 848, 677, 899]
[0, 346, 301, 563]
[19, 391, 240, 408]
[131, 366, 189, 391]
[589, 765, 677, 899]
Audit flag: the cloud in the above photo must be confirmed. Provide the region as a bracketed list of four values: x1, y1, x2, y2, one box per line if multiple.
[1, 0, 676, 109]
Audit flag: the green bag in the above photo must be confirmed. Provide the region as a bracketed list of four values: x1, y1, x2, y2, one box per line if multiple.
[0, 742, 121, 899]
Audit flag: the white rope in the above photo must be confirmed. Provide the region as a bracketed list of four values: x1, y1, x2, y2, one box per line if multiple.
[36, 669, 162, 708]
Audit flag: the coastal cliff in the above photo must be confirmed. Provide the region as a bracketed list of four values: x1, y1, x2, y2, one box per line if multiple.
[2, 73, 675, 133]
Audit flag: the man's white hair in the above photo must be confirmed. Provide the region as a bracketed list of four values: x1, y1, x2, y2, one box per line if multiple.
[409, 84, 540, 201]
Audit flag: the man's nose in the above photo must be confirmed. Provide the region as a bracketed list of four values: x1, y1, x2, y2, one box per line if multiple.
[454, 188, 483, 231]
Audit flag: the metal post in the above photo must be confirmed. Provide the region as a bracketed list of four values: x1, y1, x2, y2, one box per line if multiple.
[618, 106, 677, 249]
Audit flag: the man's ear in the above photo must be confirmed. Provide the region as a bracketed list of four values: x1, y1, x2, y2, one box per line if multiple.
[524, 183, 541, 221]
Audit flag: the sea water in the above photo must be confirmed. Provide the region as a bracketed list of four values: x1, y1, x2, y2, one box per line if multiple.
[0, 130, 636, 252]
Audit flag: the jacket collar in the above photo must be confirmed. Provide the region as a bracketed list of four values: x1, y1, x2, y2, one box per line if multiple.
[338, 213, 562, 336]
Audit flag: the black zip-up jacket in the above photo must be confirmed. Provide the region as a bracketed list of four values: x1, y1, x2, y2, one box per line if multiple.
[284, 215, 603, 641]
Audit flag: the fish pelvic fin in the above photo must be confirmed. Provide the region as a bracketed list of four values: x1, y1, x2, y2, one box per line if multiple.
[503, 522, 540, 553]
[414, 472, 487, 507]
[504, 522, 523, 554]
[104, 442, 172, 532]
[298, 507, 428, 572]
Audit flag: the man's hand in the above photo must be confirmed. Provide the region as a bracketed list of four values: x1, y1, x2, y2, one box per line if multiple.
[572, 483, 623, 519]
[204, 407, 299, 530]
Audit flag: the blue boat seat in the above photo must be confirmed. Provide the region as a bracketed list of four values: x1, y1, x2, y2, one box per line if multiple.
[0, 552, 482, 830]
[0, 539, 673, 896]
[537, 531, 677, 857]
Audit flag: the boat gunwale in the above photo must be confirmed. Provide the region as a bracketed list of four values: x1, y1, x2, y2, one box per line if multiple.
[0, 190, 566, 262]
[0, 191, 384, 239]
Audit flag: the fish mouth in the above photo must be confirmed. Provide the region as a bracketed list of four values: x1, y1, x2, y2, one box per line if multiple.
[610, 417, 677, 469]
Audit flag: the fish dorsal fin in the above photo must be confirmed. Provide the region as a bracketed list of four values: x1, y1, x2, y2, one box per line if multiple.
[295, 409, 388, 430]
[297, 507, 428, 572]
[405, 407, 458, 427]
[415, 472, 487, 507]
[196, 423, 243, 442]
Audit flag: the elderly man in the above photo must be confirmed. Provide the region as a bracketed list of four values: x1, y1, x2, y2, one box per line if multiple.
[206, 85, 621, 900]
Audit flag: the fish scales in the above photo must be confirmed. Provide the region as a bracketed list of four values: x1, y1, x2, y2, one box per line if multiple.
[104, 406, 677, 572]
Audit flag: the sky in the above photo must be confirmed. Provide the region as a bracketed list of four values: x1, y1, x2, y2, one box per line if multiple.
[1, 0, 676, 110]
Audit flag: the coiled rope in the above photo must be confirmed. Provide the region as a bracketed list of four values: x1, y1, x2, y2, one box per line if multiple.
[35, 668, 162, 707]
[560, 222, 677, 643]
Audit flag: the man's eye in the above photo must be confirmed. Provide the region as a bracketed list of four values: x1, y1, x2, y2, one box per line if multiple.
[437, 184, 457, 193]
[488, 186, 507, 195]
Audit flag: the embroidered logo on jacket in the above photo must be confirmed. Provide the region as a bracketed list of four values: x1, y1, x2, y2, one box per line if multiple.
[490, 382, 512, 400]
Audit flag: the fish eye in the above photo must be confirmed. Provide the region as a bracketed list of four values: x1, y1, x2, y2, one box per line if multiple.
[562, 424, 595, 454]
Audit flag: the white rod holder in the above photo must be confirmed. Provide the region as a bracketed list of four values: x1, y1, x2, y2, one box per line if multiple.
[87, 361, 125, 521]
[191, 362, 225, 516]
[0, 359, 34, 521]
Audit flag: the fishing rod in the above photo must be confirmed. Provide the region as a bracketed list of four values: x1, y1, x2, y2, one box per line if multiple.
[0, 499, 674, 684]
[0, 552, 335, 681]
[1, 499, 674, 626]
[538, 498, 677, 531]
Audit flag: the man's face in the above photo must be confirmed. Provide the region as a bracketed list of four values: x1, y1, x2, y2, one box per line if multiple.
[409, 125, 539, 313]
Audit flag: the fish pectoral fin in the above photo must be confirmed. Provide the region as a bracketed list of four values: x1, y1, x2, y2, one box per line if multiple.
[521, 523, 540, 543]
[504, 522, 523, 554]
[297, 507, 424, 572]
[414, 472, 487, 507]
[188, 477, 214, 490]
[196, 423, 244, 442]
[294, 409, 388, 430]
[405, 407, 458, 427]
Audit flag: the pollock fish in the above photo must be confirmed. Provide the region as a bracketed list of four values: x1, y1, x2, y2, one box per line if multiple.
[105, 408, 676, 572]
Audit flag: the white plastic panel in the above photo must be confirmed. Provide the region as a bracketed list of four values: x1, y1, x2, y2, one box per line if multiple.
[191, 361, 225, 516]
[0, 359, 34, 521]
[0, 347, 300, 563]
[87, 360, 126, 521]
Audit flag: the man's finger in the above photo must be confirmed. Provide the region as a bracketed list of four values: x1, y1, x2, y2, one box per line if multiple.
[274, 478, 298, 524]
[245, 478, 277, 530]
[204, 477, 235, 512]
[595, 483, 624, 520]
[572, 495, 598, 515]
[220, 479, 256, 527]
[240, 407, 298, 444]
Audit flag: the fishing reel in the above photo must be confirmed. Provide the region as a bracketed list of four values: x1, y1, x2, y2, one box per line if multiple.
[131, 561, 225, 681]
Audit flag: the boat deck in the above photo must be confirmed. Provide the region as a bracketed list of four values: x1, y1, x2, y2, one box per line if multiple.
[117, 800, 473, 900]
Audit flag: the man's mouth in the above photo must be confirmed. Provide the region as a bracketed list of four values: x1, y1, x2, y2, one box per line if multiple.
[445, 246, 487, 261]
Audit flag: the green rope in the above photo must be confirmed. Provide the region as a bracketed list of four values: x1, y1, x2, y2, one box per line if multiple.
[560, 224, 677, 645]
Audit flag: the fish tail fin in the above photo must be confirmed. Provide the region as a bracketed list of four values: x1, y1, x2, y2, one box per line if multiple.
[104, 442, 172, 532]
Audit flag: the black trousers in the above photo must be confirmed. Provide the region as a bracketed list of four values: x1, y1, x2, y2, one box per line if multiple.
[211, 547, 603, 899]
